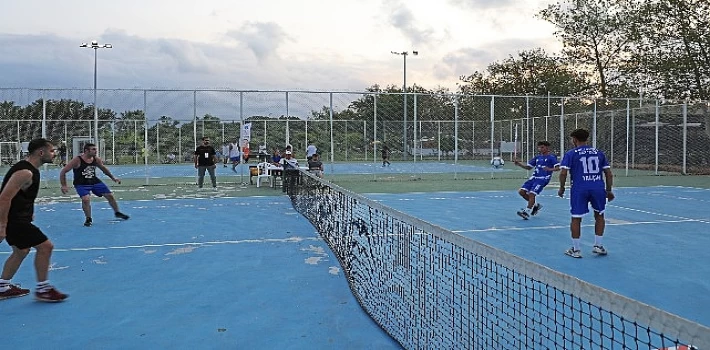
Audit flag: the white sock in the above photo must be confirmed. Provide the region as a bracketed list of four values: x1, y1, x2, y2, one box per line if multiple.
[572, 238, 581, 251]
[0, 279, 10, 292]
[595, 235, 603, 246]
[37, 280, 51, 292]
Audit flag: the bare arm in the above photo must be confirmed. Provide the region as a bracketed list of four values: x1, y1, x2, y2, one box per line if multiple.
[557, 168, 568, 197]
[513, 159, 532, 170]
[59, 157, 80, 188]
[604, 168, 614, 201]
[0, 170, 33, 242]
[95, 157, 120, 183]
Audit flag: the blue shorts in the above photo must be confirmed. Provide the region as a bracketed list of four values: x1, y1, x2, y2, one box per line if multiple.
[75, 183, 112, 198]
[569, 188, 607, 217]
[520, 178, 550, 196]
[230, 156, 240, 162]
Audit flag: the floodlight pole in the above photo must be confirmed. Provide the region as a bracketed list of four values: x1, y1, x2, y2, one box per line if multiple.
[391, 50, 418, 159]
[80, 40, 112, 146]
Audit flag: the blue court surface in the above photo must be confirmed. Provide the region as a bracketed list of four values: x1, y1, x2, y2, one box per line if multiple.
[366, 186, 710, 327]
[1, 196, 399, 349]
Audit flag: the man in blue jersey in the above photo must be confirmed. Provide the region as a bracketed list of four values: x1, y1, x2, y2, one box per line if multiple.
[558, 129, 615, 258]
[514, 141, 558, 220]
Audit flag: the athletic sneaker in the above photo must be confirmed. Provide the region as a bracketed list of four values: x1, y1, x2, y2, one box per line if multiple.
[516, 209, 530, 220]
[565, 247, 582, 258]
[84, 217, 92, 227]
[115, 212, 130, 220]
[0, 284, 30, 300]
[531, 203, 543, 216]
[35, 287, 68, 303]
[592, 245, 608, 255]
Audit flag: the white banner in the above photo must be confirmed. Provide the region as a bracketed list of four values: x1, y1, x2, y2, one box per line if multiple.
[240, 122, 252, 144]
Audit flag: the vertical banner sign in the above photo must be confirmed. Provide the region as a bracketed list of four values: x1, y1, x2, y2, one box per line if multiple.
[240, 122, 252, 144]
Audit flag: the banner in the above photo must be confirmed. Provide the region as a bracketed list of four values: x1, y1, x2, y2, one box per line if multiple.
[240, 122, 252, 144]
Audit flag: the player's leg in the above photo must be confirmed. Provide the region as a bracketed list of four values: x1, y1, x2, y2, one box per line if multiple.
[93, 183, 129, 220]
[517, 180, 534, 219]
[197, 166, 206, 188]
[2, 224, 46, 299]
[530, 180, 550, 216]
[78, 190, 93, 226]
[565, 190, 589, 258]
[33, 237, 68, 302]
[590, 189, 608, 255]
[0, 244, 31, 299]
[207, 165, 217, 188]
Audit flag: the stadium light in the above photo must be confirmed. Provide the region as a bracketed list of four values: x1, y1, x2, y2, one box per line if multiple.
[391, 50, 418, 159]
[80, 40, 112, 145]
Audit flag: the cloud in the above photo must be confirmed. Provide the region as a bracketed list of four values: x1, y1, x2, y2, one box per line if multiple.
[434, 37, 559, 81]
[155, 39, 212, 74]
[226, 22, 291, 64]
[448, 0, 522, 10]
[383, 1, 435, 47]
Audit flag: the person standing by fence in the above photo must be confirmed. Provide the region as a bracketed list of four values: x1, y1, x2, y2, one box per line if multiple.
[194, 137, 218, 190]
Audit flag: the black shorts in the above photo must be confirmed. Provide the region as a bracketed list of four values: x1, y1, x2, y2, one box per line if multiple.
[5, 222, 48, 250]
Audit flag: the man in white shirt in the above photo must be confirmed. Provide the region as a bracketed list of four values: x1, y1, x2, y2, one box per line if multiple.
[228, 139, 241, 173]
[306, 144, 317, 161]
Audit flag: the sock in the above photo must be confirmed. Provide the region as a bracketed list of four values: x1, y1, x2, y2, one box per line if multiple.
[0, 278, 10, 292]
[594, 235, 603, 246]
[524, 208, 532, 215]
[572, 238, 581, 251]
[37, 280, 51, 292]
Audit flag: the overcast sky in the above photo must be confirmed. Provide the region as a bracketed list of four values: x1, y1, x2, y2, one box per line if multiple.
[0, 0, 560, 92]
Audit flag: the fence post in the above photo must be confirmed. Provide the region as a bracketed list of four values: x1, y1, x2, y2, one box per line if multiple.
[682, 101, 688, 175]
[625, 99, 630, 177]
[655, 99, 660, 175]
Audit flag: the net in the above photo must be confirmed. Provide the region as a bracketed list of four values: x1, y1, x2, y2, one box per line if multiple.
[288, 171, 710, 350]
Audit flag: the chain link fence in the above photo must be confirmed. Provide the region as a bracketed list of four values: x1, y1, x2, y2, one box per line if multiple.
[1, 88, 708, 185]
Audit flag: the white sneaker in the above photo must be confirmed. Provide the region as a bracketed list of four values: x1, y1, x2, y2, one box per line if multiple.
[592, 245, 608, 255]
[565, 247, 582, 258]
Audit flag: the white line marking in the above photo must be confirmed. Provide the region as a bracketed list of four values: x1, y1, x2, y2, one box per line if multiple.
[453, 218, 701, 233]
[0, 236, 321, 255]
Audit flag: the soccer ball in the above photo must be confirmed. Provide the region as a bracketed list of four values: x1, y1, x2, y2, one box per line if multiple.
[491, 157, 505, 169]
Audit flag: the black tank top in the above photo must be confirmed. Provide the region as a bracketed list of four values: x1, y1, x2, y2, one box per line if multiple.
[73, 157, 102, 186]
[0, 160, 39, 223]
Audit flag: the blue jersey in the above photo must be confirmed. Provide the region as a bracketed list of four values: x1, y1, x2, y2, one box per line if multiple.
[559, 145, 610, 190]
[527, 153, 558, 180]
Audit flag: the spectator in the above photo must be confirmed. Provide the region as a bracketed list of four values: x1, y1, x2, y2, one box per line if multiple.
[279, 150, 299, 193]
[193, 137, 218, 190]
[306, 144, 317, 161]
[308, 153, 324, 178]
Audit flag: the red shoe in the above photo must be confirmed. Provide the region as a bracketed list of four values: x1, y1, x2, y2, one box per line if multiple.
[0, 284, 30, 300]
[35, 287, 69, 303]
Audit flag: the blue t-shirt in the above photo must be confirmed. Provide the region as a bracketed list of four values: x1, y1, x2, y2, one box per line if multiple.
[528, 153, 558, 180]
[559, 145, 610, 190]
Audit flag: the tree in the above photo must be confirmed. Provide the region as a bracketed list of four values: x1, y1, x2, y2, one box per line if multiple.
[459, 48, 593, 97]
[634, 0, 710, 100]
[538, 0, 639, 98]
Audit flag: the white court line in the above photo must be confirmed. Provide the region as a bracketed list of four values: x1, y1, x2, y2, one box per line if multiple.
[0, 236, 321, 255]
[453, 218, 701, 234]
[609, 204, 710, 224]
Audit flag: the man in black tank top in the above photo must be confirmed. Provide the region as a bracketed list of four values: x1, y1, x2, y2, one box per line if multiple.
[59, 143, 130, 227]
[0, 138, 68, 302]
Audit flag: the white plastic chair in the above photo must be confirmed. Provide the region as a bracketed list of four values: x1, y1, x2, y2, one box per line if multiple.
[256, 162, 272, 188]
